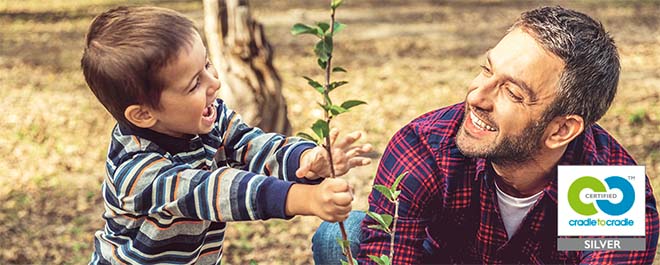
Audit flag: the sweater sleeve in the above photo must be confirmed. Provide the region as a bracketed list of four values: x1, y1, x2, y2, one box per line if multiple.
[214, 99, 317, 183]
[106, 152, 295, 221]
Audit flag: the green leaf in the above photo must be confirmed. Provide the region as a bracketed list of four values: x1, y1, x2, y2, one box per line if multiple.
[333, 22, 347, 35]
[366, 211, 393, 233]
[368, 224, 390, 234]
[331, 0, 344, 9]
[332, 66, 347, 73]
[340, 100, 367, 110]
[317, 22, 330, 34]
[296, 132, 318, 143]
[373, 184, 394, 201]
[329, 81, 349, 92]
[324, 93, 333, 105]
[393, 190, 401, 200]
[249, 260, 259, 265]
[368, 255, 387, 265]
[340, 261, 349, 265]
[312, 119, 329, 140]
[391, 171, 408, 194]
[303, 76, 324, 94]
[314, 40, 329, 62]
[380, 255, 391, 265]
[336, 237, 350, 252]
[328, 105, 349, 116]
[318, 58, 327, 70]
[291, 23, 317, 36]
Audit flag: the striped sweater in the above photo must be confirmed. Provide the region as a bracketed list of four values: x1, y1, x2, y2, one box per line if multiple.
[91, 99, 316, 264]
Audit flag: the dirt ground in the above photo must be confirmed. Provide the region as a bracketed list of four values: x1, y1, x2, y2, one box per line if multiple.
[0, 0, 658, 264]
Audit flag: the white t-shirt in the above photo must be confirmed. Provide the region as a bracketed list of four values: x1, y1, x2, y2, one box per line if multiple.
[494, 181, 543, 239]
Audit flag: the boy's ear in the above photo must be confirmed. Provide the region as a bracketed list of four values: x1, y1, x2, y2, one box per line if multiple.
[544, 115, 584, 150]
[124, 105, 157, 128]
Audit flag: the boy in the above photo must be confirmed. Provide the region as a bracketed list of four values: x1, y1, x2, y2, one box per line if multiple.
[81, 6, 372, 264]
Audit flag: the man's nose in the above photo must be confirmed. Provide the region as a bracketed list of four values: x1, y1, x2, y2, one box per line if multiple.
[467, 78, 498, 111]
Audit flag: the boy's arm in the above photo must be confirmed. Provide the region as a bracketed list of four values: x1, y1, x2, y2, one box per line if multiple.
[108, 152, 300, 221]
[216, 100, 315, 182]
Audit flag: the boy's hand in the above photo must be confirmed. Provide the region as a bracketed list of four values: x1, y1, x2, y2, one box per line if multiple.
[285, 178, 353, 222]
[296, 129, 373, 179]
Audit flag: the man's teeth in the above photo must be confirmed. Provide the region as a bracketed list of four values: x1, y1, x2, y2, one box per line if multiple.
[470, 112, 496, 131]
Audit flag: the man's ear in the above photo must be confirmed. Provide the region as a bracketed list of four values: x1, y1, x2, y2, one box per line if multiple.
[545, 115, 584, 149]
[124, 105, 157, 128]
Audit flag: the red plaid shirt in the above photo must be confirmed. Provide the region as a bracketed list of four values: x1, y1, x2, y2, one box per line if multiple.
[359, 102, 658, 264]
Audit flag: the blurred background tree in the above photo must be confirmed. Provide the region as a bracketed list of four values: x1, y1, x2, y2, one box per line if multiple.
[202, 0, 291, 134]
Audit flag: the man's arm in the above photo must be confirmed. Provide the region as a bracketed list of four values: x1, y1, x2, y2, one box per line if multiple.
[358, 124, 442, 264]
[579, 177, 659, 264]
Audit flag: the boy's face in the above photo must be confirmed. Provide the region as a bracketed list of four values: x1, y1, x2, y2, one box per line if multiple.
[148, 32, 220, 138]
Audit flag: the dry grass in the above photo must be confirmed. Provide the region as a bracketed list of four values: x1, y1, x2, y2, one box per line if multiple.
[0, 0, 658, 264]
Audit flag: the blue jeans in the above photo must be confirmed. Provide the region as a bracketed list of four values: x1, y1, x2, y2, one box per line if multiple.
[312, 211, 366, 265]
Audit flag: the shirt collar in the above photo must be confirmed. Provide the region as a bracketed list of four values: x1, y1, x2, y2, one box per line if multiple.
[118, 124, 198, 154]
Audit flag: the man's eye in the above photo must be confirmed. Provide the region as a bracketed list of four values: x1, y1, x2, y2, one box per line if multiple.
[506, 88, 524, 102]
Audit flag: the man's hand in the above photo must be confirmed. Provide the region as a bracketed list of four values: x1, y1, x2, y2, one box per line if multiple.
[285, 178, 353, 222]
[296, 128, 373, 179]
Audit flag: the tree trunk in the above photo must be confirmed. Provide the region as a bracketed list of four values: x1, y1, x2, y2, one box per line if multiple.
[202, 0, 292, 135]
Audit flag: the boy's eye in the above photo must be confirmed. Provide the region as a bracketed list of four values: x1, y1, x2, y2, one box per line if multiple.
[480, 65, 492, 76]
[205, 60, 212, 69]
[189, 77, 200, 93]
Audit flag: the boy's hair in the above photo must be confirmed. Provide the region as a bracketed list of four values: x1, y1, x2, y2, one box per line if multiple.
[81, 6, 197, 128]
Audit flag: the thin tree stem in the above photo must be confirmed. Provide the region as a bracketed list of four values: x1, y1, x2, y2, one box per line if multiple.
[323, 4, 354, 265]
[390, 200, 399, 261]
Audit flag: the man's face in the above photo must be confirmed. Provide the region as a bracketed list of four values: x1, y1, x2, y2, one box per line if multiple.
[456, 28, 565, 164]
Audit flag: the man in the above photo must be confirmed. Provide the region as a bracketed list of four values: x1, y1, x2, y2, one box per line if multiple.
[312, 6, 658, 264]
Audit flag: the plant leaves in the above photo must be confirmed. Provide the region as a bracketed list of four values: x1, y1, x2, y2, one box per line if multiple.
[391, 171, 408, 194]
[340, 100, 367, 110]
[291, 23, 317, 36]
[336, 237, 350, 252]
[331, 0, 344, 9]
[317, 22, 330, 34]
[303, 76, 324, 94]
[329, 81, 349, 92]
[312, 119, 329, 140]
[367, 255, 387, 265]
[367, 224, 391, 234]
[332, 66, 347, 73]
[380, 255, 391, 265]
[296, 132, 318, 143]
[318, 58, 328, 70]
[366, 211, 393, 233]
[333, 22, 347, 35]
[373, 184, 393, 201]
[328, 105, 349, 116]
[314, 40, 329, 62]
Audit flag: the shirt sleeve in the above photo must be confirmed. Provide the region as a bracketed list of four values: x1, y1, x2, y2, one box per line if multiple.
[106, 151, 296, 221]
[358, 124, 440, 264]
[579, 176, 659, 264]
[215, 100, 318, 183]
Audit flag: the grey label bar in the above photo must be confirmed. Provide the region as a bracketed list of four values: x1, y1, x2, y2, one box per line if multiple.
[557, 238, 646, 251]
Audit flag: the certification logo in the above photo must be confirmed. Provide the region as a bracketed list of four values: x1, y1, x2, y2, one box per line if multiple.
[557, 165, 645, 251]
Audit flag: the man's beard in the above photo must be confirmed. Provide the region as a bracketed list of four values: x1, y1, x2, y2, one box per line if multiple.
[457, 116, 549, 166]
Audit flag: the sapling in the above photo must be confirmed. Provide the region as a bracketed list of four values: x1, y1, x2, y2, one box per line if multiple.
[291, 0, 365, 264]
[366, 172, 408, 265]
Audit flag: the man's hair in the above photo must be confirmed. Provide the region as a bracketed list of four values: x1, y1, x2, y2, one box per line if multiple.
[81, 6, 196, 128]
[511, 6, 620, 126]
